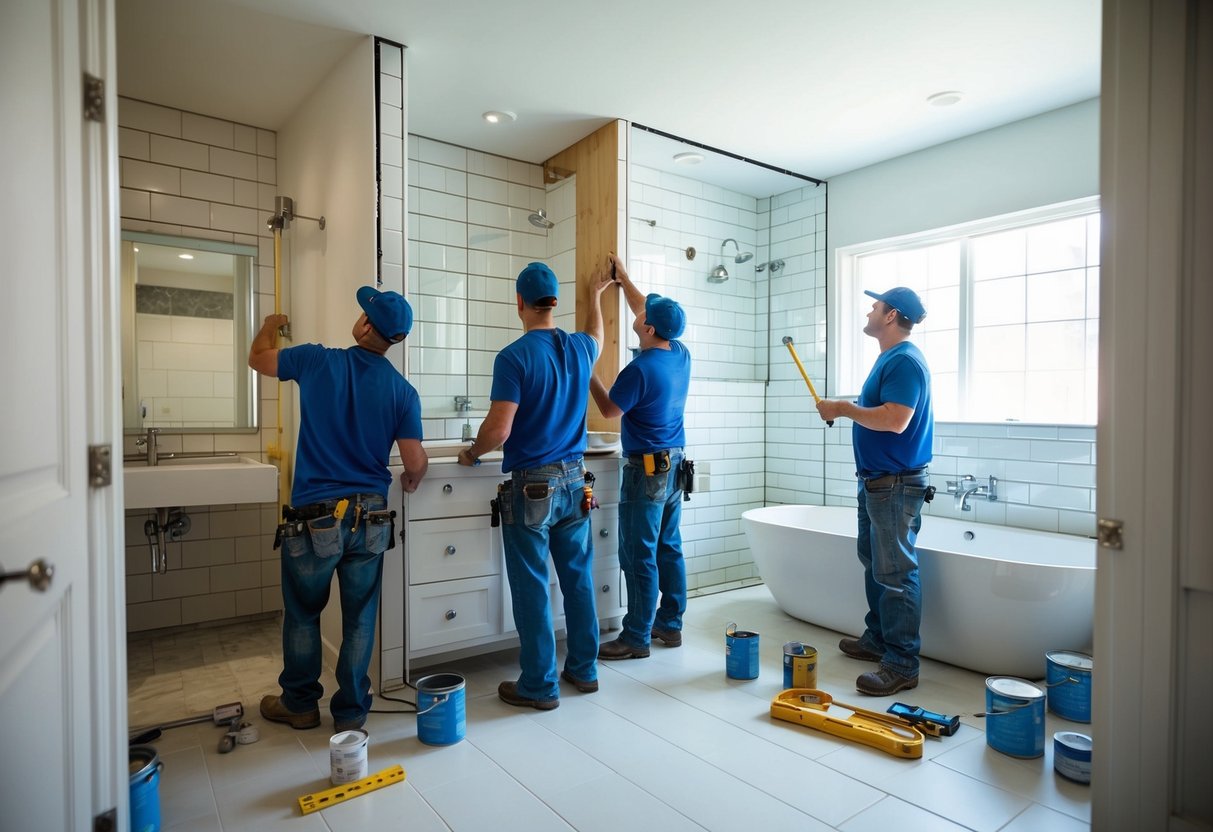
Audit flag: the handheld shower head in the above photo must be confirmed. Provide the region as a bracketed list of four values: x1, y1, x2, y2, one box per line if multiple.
[528, 209, 554, 229]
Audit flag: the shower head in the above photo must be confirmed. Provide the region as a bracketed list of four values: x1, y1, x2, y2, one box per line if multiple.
[528, 209, 554, 229]
[720, 238, 753, 264]
[735, 251, 754, 264]
[708, 264, 729, 283]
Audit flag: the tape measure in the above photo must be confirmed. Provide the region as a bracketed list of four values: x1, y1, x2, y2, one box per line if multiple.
[298, 764, 405, 815]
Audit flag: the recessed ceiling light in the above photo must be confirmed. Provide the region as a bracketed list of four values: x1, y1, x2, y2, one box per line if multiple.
[178, 253, 194, 260]
[927, 91, 964, 107]
[673, 151, 704, 165]
[482, 110, 517, 124]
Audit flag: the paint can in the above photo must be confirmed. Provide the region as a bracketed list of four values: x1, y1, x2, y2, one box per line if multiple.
[725, 622, 760, 680]
[415, 672, 467, 746]
[984, 676, 1046, 758]
[1046, 650, 1092, 723]
[1053, 731, 1093, 785]
[329, 729, 369, 785]
[129, 745, 163, 832]
[782, 642, 818, 689]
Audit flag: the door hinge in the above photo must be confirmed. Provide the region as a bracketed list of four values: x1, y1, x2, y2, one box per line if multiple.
[1097, 517, 1124, 550]
[83, 73, 105, 122]
[89, 444, 112, 487]
[94, 808, 116, 832]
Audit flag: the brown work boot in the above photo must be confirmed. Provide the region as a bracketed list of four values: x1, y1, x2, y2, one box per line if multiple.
[597, 638, 650, 660]
[497, 681, 559, 710]
[839, 637, 882, 662]
[560, 669, 599, 693]
[650, 626, 682, 647]
[259, 694, 320, 729]
[856, 666, 919, 696]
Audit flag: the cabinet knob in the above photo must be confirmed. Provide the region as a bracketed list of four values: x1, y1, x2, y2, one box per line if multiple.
[599, 528, 609, 538]
[442, 483, 453, 494]
[444, 609, 457, 621]
[445, 545, 456, 556]
[601, 584, 610, 593]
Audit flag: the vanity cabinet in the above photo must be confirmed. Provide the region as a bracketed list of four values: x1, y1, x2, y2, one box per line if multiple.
[381, 454, 624, 686]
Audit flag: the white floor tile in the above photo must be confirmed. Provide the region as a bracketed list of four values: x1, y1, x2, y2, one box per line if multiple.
[422, 769, 576, 830]
[877, 762, 1032, 832]
[838, 795, 971, 831]
[999, 802, 1092, 832]
[544, 772, 706, 832]
[321, 780, 450, 832]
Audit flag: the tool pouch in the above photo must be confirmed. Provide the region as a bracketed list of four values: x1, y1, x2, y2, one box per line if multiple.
[274, 505, 304, 550]
[924, 485, 937, 504]
[490, 480, 512, 527]
[366, 509, 397, 551]
[676, 458, 696, 500]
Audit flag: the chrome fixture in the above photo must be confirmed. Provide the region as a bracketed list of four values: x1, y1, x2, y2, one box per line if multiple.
[947, 475, 999, 511]
[708, 264, 729, 283]
[265, 195, 326, 232]
[143, 507, 191, 575]
[721, 238, 754, 264]
[126, 427, 238, 465]
[631, 216, 657, 227]
[135, 427, 160, 466]
[528, 209, 554, 229]
[454, 395, 471, 413]
[756, 259, 785, 273]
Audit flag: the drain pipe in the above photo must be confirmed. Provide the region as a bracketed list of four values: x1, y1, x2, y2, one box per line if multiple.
[143, 509, 191, 574]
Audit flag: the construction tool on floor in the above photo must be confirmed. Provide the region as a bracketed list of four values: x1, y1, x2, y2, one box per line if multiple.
[771, 689, 924, 758]
[298, 764, 406, 815]
[781, 336, 832, 426]
[129, 702, 244, 745]
[887, 702, 961, 737]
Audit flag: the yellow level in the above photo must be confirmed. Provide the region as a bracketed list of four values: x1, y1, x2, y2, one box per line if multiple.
[297, 764, 406, 815]
[771, 689, 924, 759]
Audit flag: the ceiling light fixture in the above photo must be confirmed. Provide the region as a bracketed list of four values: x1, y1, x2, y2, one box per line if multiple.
[673, 151, 704, 165]
[482, 110, 517, 124]
[177, 253, 194, 260]
[927, 91, 964, 107]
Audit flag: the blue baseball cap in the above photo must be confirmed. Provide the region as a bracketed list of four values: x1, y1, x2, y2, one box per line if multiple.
[516, 262, 559, 307]
[864, 286, 926, 324]
[644, 293, 686, 340]
[356, 286, 413, 342]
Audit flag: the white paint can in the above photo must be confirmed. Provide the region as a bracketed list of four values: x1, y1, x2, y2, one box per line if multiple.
[329, 729, 369, 785]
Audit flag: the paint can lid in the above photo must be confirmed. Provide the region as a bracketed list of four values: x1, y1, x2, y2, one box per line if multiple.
[1047, 651, 1093, 670]
[783, 641, 806, 655]
[987, 676, 1044, 699]
[1054, 731, 1093, 752]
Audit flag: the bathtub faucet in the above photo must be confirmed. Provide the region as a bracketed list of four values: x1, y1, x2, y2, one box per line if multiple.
[946, 475, 998, 511]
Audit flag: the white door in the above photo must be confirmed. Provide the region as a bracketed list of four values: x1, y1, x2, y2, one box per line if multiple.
[0, 0, 121, 829]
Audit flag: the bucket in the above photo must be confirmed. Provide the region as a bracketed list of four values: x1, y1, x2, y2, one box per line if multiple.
[725, 622, 760, 680]
[416, 672, 466, 746]
[1053, 731, 1093, 784]
[1046, 650, 1092, 723]
[984, 676, 1046, 758]
[329, 729, 369, 785]
[129, 745, 163, 832]
[782, 642, 817, 689]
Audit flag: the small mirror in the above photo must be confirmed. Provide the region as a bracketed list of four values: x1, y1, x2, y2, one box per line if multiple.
[121, 231, 258, 432]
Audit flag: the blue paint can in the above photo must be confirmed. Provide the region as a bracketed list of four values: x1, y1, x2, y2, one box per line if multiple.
[984, 676, 1045, 758]
[416, 673, 467, 746]
[725, 622, 760, 680]
[129, 745, 163, 832]
[1053, 731, 1093, 784]
[1046, 650, 1092, 723]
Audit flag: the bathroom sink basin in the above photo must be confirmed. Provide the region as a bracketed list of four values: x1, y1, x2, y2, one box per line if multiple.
[124, 455, 278, 509]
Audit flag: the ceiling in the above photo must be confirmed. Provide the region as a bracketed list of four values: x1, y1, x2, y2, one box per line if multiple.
[116, 0, 1100, 181]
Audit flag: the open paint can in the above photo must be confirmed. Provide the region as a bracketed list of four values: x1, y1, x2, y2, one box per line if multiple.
[1053, 731, 1092, 784]
[129, 745, 163, 832]
[416, 673, 467, 746]
[984, 676, 1045, 758]
[1046, 650, 1092, 723]
[782, 642, 817, 689]
[725, 622, 760, 680]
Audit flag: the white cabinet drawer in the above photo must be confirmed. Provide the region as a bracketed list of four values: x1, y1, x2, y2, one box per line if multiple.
[591, 505, 619, 561]
[409, 576, 501, 650]
[409, 465, 503, 519]
[408, 516, 499, 584]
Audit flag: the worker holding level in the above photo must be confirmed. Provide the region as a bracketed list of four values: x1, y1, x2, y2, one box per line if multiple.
[458, 262, 612, 709]
[815, 286, 933, 696]
[590, 254, 692, 661]
[249, 286, 428, 733]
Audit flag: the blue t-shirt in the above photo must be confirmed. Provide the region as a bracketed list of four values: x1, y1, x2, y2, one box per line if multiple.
[278, 344, 422, 505]
[490, 328, 599, 473]
[852, 341, 934, 477]
[609, 340, 691, 455]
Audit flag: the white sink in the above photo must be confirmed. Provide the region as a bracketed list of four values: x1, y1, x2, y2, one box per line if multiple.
[124, 455, 278, 509]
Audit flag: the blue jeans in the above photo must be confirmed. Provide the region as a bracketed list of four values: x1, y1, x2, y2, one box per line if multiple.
[618, 450, 687, 647]
[854, 472, 929, 677]
[500, 460, 597, 701]
[279, 494, 390, 724]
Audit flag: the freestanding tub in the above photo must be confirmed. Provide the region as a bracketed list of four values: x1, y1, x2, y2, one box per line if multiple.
[741, 504, 1095, 678]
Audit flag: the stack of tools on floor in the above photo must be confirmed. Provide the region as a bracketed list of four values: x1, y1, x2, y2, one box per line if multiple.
[129, 701, 258, 754]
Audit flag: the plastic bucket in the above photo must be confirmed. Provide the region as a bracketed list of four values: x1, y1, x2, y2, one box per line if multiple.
[129, 745, 163, 832]
[416, 673, 466, 746]
[782, 642, 818, 689]
[329, 729, 369, 785]
[725, 623, 760, 680]
[1046, 650, 1092, 723]
[1053, 731, 1093, 784]
[984, 676, 1045, 758]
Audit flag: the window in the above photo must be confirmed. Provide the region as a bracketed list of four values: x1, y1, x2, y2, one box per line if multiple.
[834, 198, 1099, 424]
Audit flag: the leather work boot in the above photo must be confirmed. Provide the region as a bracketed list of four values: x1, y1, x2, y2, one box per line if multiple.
[259, 694, 321, 730]
[650, 626, 683, 647]
[497, 681, 559, 710]
[838, 637, 882, 662]
[597, 638, 650, 660]
[856, 666, 919, 696]
[560, 669, 599, 693]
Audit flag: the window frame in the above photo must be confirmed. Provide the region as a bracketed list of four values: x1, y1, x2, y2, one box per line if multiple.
[830, 196, 1100, 425]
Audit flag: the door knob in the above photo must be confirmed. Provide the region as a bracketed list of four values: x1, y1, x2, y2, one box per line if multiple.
[0, 558, 55, 591]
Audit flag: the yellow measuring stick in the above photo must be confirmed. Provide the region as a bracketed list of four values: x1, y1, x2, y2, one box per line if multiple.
[781, 336, 833, 426]
[297, 764, 406, 815]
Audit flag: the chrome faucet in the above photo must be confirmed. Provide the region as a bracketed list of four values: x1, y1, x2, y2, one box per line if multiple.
[454, 395, 471, 414]
[946, 474, 998, 511]
[135, 427, 161, 466]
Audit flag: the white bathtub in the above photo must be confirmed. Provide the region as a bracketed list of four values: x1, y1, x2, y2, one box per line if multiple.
[741, 504, 1095, 678]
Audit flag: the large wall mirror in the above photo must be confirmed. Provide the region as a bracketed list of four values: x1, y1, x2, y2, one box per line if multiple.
[120, 231, 258, 432]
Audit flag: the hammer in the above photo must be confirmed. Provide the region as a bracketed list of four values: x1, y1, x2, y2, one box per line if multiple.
[782, 336, 832, 427]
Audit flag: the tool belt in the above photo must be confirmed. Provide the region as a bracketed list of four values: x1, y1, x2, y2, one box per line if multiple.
[274, 496, 396, 550]
[630, 450, 696, 502]
[489, 469, 597, 527]
[860, 469, 934, 502]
